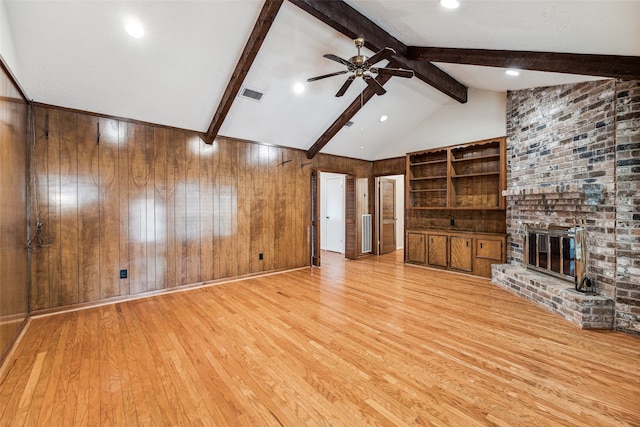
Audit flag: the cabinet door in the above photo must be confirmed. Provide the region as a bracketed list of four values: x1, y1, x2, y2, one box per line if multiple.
[450, 236, 472, 271]
[407, 232, 426, 264]
[476, 239, 503, 261]
[428, 234, 448, 268]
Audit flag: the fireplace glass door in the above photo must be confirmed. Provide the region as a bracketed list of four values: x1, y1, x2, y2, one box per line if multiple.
[525, 226, 576, 282]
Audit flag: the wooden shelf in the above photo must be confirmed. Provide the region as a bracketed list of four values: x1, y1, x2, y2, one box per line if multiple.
[410, 176, 447, 181]
[406, 137, 506, 210]
[451, 172, 501, 179]
[451, 154, 501, 163]
[410, 189, 447, 193]
[410, 159, 447, 166]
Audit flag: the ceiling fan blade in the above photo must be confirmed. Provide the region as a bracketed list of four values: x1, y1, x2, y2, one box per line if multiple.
[323, 53, 352, 67]
[364, 75, 386, 96]
[307, 70, 349, 82]
[365, 47, 396, 66]
[371, 67, 415, 78]
[335, 75, 356, 97]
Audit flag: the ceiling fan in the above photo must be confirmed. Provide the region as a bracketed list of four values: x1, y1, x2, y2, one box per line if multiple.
[307, 37, 415, 97]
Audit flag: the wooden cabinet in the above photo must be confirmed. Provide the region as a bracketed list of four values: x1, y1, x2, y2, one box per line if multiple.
[476, 238, 503, 260]
[450, 236, 472, 272]
[427, 234, 448, 267]
[406, 232, 426, 264]
[406, 229, 505, 278]
[406, 137, 506, 210]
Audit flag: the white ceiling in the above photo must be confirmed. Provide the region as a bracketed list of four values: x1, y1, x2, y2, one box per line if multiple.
[3, 0, 639, 161]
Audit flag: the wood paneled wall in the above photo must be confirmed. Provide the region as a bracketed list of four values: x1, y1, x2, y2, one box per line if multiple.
[30, 106, 372, 311]
[0, 67, 29, 359]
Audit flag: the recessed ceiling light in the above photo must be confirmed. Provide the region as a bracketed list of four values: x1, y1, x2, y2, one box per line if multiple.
[379, 115, 388, 122]
[440, 0, 460, 9]
[505, 69, 520, 77]
[126, 20, 144, 38]
[293, 82, 305, 94]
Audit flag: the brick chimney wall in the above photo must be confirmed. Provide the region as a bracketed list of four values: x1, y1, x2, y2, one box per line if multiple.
[614, 81, 640, 334]
[505, 79, 640, 335]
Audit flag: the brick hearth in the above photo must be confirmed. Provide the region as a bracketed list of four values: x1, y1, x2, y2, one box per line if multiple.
[492, 264, 613, 329]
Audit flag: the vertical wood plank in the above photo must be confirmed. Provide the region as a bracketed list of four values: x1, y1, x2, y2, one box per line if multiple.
[235, 141, 249, 276]
[118, 121, 130, 296]
[30, 107, 50, 310]
[217, 140, 239, 278]
[0, 75, 28, 353]
[199, 138, 215, 282]
[185, 135, 200, 284]
[77, 114, 100, 302]
[128, 123, 148, 294]
[46, 108, 62, 309]
[248, 144, 261, 273]
[58, 110, 79, 306]
[153, 127, 168, 290]
[265, 146, 277, 271]
[173, 131, 187, 286]
[211, 139, 221, 280]
[145, 126, 156, 291]
[165, 130, 177, 288]
[98, 118, 120, 299]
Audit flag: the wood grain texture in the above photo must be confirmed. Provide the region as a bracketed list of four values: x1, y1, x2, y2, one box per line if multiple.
[30, 106, 374, 311]
[407, 46, 640, 80]
[0, 67, 28, 361]
[3, 251, 639, 426]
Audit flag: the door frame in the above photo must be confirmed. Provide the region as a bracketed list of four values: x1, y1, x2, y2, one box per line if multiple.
[320, 172, 346, 253]
[311, 168, 360, 267]
[374, 173, 405, 255]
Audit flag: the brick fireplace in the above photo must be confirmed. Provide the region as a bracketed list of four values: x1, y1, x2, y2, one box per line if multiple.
[491, 79, 640, 334]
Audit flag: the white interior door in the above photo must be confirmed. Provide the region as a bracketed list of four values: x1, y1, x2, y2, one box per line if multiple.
[324, 176, 345, 253]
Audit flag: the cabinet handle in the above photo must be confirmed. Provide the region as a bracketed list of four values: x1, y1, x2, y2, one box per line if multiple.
[430, 238, 433, 244]
[480, 243, 483, 249]
[466, 240, 469, 247]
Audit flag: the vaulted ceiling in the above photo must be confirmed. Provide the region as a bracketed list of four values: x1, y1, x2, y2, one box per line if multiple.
[2, 0, 639, 161]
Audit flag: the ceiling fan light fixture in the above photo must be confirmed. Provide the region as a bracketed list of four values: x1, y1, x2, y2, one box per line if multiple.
[505, 69, 521, 77]
[440, 0, 460, 9]
[126, 20, 144, 38]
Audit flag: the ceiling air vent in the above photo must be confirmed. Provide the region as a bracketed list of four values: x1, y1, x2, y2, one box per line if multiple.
[239, 86, 265, 102]
[344, 121, 354, 128]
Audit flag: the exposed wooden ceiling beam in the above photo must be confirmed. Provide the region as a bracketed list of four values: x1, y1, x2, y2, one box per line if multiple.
[407, 47, 640, 80]
[204, 0, 284, 145]
[306, 73, 393, 159]
[288, 0, 468, 103]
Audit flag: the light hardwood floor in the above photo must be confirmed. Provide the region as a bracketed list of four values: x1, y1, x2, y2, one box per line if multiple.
[1, 251, 639, 426]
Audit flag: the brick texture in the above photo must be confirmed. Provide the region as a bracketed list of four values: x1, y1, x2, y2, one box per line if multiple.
[503, 79, 640, 335]
[614, 80, 640, 334]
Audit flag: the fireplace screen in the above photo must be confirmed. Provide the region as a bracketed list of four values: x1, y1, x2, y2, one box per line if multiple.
[525, 225, 576, 281]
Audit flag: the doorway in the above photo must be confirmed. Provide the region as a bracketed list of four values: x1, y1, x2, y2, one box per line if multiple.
[376, 174, 404, 254]
[320, 172, 346, 254]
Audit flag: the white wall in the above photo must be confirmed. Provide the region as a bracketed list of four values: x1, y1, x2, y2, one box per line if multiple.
[375, 88, 506, 159]
[0, 0, 20, 81]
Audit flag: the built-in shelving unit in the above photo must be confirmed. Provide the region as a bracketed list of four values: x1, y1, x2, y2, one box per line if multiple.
[406, 137, 506, 210]
[405, 137, 507, 278]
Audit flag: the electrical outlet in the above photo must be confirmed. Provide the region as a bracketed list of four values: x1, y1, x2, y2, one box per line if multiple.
[120, 269, 127, 279]
[450, 218, 455, 226]
[259, 253, 264, 260]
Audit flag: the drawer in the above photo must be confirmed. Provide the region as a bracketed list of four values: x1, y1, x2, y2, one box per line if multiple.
[476, 239, 503, 261]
